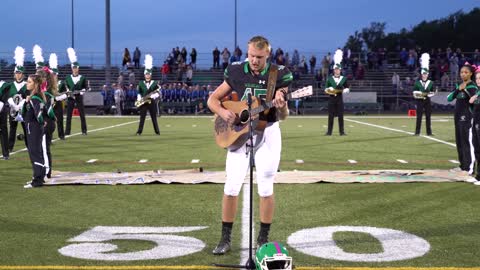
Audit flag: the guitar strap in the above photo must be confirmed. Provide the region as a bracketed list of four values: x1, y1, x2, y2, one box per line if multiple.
[264, 64, 278, 115]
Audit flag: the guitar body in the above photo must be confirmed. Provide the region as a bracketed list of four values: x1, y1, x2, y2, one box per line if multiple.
[214, 97, 262, 151]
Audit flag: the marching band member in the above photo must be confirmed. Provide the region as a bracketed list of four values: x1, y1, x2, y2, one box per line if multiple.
[467, 65, 480, 185]
[324, 49, 350, 136]
[0, 80, 11, 159]
[135, 54, 160, 135]
[8, 46, 28, 152]
[413, 53, 435, 136]
[22, 74, 47, 188]
[65, 47, 88, 135]
[447, 63, 477, 175]
[50, 54, 67, 140]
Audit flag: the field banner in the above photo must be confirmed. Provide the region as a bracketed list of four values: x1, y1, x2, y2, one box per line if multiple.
[44, 169, 467, 186]
[343, 92, 377, 103]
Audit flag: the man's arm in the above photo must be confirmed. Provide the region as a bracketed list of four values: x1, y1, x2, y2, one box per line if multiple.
[207, 81, 236, 124]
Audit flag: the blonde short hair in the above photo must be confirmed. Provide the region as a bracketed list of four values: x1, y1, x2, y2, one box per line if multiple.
[248, 36, 271, 53]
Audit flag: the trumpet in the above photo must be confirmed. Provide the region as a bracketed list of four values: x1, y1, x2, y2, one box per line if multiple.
[135, 89, 161, 108]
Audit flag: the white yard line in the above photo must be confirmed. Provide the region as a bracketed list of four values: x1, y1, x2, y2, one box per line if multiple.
[9, 120, 139, 156]
[345, 118, 456, 148]
[397, 159, 408, 164]
[86, 159, 98, 163]
[449, 160, 460, 164]
[348, 160, 357, 164]
[139, 159, 148, 163]
[240, 183, 253, 265]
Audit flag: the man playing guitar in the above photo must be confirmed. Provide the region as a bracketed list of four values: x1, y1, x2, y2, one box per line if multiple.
[207, 36, 293, 255]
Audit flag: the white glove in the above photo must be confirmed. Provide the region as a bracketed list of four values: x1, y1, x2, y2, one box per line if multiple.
[8, 97, 15, 107]
[427, 92, 435, 98]
[137, 94, 142, 101]
[79, 90, 85, 96]
[342, 88, 350, 94]
[0, 101, 3, 112]
[15, 113, 24, 122]
[151, 93, 160, 99]
[413, 91, 422, 98]
[55, 94, 67, 101]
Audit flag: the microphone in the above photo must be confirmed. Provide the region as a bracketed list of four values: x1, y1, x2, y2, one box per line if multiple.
[247, 92, 252, 107]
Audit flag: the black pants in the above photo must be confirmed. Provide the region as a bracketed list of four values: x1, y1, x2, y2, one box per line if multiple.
[472, 113, 480, 179]
[327, 95, 344, 134]
[454, 111, 473, 172]
[137, 102, 159, 134]
[9, 115, 28, 151]
[0, 108, 9, 157]
[26, 121, 46, 183]
[66, 95, 87, 135]
[45, 119, 56, 177]
[415, 98, 432, 135]
[55, 102, 65, 139]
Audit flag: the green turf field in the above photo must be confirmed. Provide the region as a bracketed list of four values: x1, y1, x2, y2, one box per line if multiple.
[0, 115, 479, 269]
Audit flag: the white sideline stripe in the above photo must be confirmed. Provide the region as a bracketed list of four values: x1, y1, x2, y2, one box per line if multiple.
[86, 159, 98, 163]
[240, 183, 253, 264]
[191, 159, 200, 163]
[449, 160, 460, 164]
[139, 159, 148, 163]
[345, 118, 457, 148]
[348, 160, 357, 164]
[9, 120, 139, 156]
[397, 159, 408, 164]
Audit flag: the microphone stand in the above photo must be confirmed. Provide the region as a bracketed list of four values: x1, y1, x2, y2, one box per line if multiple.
[214, 92, 256, 269]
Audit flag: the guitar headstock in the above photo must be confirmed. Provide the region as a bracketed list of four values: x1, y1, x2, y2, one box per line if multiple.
[290, 85, 313, 99]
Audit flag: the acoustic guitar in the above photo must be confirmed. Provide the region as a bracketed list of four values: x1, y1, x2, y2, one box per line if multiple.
[214, 85, 313, 150]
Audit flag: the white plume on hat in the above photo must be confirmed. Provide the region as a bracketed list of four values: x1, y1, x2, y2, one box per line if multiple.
[420, 53, 430, 70]
[32, 44, 44, 65]
[49, 53, 58, 69]
[333, 49, 343, 66]
[67, 47, 77, 64]
[14, 46, 25, 67]
[144, 54, 153, 69]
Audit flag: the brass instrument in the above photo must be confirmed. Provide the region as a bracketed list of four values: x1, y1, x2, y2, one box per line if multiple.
[135, 89, 161, 108]
[413, 90, 436, 100]
[325, 88, 344, 96]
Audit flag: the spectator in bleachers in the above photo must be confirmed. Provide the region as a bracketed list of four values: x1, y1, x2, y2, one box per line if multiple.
[117, 72, 124, 88]
[221, 48, 231, 70]
[284, 52, 290, 67]
[450, 53, 459, 86]
[122, 48, 131, 70]
[181, 47, 187, 63]
[101, 84, 115, 114]
[321, 56, 329, 81]
[190, 48, 197, 69]
[234, 46, 243, 60]
[186, 65, 193, 86]
[128, 71, 135, 86]
[441, 72, 450, 90]
[276, 54, 285, 66]
[315, 69, 323, 88]
[173, 47, 180, 61]
[292, 49, 300, 66]
[161, 61, 170, 83]
[392, 72, 400, 95]
[213, 47, 220, 69]
[133, 47, 141, 69]
[125, 83, 137, 114]
[355, 63, 365, 80]
[309, 55, 316, 75]
[473, 49, 480, 66]
[300, 55, 308, 74]
[407, 52, 415, 71]
[114, 83, 124, 115]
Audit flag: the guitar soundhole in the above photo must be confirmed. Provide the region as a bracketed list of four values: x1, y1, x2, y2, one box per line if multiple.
[239, 110, 250, 124]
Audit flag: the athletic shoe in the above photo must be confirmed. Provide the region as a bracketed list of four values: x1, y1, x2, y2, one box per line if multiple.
[465, 177, 478, 183]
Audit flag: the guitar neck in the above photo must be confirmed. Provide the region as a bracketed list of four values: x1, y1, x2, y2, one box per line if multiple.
[250, 93, 293, 116]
